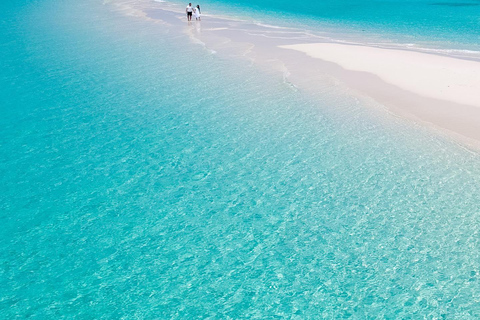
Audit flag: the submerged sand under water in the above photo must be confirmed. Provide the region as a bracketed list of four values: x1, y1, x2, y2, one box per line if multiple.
[4, 0, 480, 318]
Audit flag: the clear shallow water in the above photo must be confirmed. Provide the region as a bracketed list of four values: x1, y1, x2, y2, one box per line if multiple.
[2, 0, 480, 318]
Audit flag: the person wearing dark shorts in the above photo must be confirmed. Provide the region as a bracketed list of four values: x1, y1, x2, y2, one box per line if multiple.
[186, 3, 193, 21]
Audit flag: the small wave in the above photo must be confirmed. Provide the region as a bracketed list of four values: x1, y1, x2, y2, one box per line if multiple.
[368, 42, 480, 59]
[430, 2, 479, 6]
[254, 22, 297, 31]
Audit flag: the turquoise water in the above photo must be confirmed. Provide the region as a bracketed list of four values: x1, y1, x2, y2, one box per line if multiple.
[2, 0, 480, 318]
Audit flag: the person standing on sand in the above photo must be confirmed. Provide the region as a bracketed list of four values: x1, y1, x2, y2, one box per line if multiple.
[194, 5, 201, 21]
[186, 3, 193, 21]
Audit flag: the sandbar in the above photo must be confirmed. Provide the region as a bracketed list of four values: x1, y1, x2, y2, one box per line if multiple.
[113, 0, 480, 148]
[279, 43, 480, 146]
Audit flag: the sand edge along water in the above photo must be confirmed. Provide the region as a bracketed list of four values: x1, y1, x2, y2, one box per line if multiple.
[279, 43, 480, 147]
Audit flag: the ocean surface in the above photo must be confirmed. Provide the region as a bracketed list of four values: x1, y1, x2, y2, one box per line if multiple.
[2, 0, 480, 318]
[168, 0, 480, 51]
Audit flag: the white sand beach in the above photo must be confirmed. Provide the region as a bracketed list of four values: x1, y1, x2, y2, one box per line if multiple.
[280, 43, 480, 108]
[279, 43, 480, 145]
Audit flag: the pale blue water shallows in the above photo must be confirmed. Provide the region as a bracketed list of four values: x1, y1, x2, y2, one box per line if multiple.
[2, 0, 480, 318]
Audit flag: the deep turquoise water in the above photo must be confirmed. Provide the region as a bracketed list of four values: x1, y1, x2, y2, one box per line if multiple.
[2, 0, 480, 318]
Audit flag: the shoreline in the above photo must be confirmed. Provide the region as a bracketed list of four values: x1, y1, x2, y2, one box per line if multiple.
[112, 0, 480, 150]
[279, 43, 480, 147]
[280, 43, 480, 107]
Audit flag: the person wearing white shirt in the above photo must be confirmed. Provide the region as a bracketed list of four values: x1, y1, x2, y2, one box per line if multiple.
[186, 3, 193, 21]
